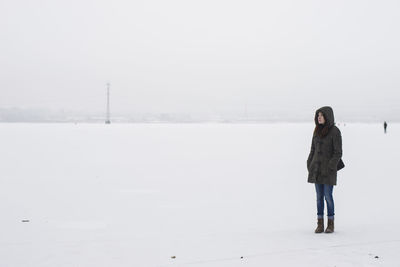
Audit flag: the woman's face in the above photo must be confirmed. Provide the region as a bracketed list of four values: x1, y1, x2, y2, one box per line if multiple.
[318, 112, 325, 125]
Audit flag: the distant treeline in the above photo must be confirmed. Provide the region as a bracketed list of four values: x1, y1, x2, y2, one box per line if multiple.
[0, 107, 397, 123]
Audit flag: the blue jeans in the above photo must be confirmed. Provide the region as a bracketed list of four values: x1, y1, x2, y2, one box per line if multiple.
[315, 184, 335, 219]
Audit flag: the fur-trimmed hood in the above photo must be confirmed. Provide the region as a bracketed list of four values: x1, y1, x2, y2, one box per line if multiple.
[314, 106, 335, 127]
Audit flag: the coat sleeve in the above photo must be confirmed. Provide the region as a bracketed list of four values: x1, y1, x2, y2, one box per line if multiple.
[307, 136, 315, 171]
[328, 128, 342, 171]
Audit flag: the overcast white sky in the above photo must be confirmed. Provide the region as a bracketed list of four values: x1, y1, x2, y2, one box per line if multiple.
[1, 0, 399, 117]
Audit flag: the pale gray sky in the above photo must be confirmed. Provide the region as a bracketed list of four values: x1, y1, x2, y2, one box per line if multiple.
[1, 0, 399, 118]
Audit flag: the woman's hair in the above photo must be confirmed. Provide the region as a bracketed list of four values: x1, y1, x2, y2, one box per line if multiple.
[314, 124, 330, 137]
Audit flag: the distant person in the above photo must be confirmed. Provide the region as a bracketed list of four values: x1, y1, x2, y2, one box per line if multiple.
[307, 106, 344, 233]
[384, 121, 387, 134]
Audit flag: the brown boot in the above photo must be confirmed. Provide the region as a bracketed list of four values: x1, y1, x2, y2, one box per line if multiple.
[325, 219, 334, 233]
[315, 218, 324, 233]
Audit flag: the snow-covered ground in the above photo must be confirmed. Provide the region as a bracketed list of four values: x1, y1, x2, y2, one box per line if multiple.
[0, 123, 399, 267]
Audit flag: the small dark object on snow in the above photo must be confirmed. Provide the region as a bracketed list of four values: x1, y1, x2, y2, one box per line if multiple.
[240, 256, 244, 259]
[375, 256, 379, 259]
[22, 220, 30, 223]
[171, 256, 176, 259]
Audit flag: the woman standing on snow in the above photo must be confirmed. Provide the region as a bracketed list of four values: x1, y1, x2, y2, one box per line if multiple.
[307, 106, 343, 233]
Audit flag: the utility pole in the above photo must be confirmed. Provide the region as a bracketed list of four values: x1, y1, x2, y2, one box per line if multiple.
[105, 82, 111, 124]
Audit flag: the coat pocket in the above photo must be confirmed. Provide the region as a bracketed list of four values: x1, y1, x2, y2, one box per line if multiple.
[309, 161, 319, 175]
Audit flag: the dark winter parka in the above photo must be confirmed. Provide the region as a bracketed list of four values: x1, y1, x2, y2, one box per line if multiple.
[307, 106, 342, 186]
